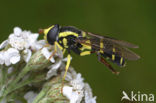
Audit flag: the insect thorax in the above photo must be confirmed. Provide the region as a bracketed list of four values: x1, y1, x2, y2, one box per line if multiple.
[57, 26, 85, 49]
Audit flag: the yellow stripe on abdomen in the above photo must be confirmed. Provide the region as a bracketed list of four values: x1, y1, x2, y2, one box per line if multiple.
[113, 48, 115, 52]
[100, 40, 104, 53]
[112, 54, 115, 61]
[120, 57, 123, 65]
[112, 48, 116, 61]
[82, 31, 86, 37]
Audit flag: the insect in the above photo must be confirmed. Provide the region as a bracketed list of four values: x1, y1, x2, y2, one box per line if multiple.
[39, 24, 140, 84]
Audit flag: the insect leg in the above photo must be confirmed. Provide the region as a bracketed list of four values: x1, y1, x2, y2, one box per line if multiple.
[48, 41, 64, 60]
[63, 49, 66, 55]
[61, 54, 71, 93]
[39, 44, 50, 50]
[97, 53, 120, 75]
[48, 42, 58, 60]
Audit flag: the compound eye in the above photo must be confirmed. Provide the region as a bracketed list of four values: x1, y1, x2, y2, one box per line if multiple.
[47, 24, 59, 45]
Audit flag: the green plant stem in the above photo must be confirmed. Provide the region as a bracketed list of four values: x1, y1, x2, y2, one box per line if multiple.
[2, 65, 30, 98]
[33, 76, 69, 103]
[0, 66, 8, 86]
[32, 82, 53, 103]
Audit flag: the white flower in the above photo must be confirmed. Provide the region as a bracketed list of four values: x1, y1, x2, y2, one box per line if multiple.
[24, 91, 37, 103]
[63, 86, 73, 97]
[63, 73, 84, 103]
[42, 45, 65, 80]
[0, 51, 5, 65]
[0, 48, 20, 66]
[0, 27, 46, 65]
[0, 27, 51, 66]
[84, 84, 96, 103]
[7, 48, 20, 65]
[46, 59, 62, 80]
[42, 44, 74, 80]
[41, 47, 55, 63]
[31, 40, 46, 51]
[8, 27, 39, 51]
[14, 27, 22, 36]
[63, 86, 83, 103]
[63, 68, 97, 103]
[9, 33, 27, 50]
[0, 40, 8, 49]
[23, 49, 32, 63]
[70, 73, 84, 90]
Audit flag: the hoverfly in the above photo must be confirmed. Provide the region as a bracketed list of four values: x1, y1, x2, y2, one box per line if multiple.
[39, 24, 140, 84]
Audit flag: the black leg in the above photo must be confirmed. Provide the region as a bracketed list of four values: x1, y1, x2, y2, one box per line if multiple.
[97, 53, 119, 75]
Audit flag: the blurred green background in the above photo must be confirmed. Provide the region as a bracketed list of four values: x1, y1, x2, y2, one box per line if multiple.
[0, 0, 155, 102]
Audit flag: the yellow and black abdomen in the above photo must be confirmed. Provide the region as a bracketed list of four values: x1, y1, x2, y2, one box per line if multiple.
[100, 52, 125, 66]
[91, 38, 125, 66]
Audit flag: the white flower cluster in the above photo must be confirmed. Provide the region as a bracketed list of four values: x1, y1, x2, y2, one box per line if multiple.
[9, 27, 39, 50]
[0, 48, 20, 66]
[38, 60, 97, 103]
[62, 68, 96, 103]
[0, 27, 46, 66]
[39, 46, 97, 103]
[47, 62, 97, 103]
[0, 27, 97, 103]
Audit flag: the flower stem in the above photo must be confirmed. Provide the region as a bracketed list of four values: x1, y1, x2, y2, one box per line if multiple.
[33, 76, 69, 103]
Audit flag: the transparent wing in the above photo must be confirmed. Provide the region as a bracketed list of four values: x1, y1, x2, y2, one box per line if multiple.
[76, 32, 140, 60]
[87, 32, 139, 48]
